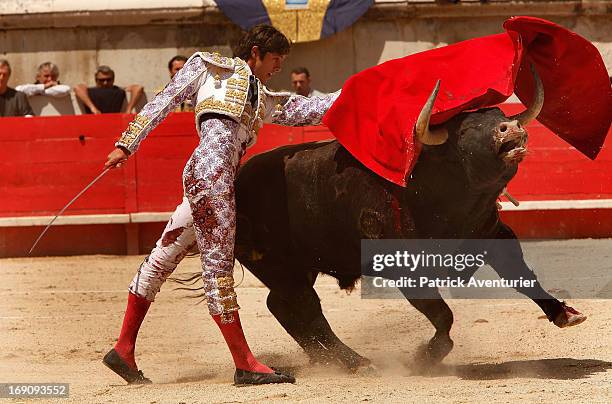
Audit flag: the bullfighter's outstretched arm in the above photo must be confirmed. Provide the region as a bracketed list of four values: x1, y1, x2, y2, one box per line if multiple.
[271, 90, 340, 127]
[115, 56, 207, 154]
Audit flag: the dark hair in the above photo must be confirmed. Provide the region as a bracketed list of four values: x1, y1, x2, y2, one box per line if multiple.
[168, 55, 188, 71]
[95, 65, 115, 78]
[233, 24, 291, 61]
[0, 59, 11, 74]
[291, 67, 310, 77]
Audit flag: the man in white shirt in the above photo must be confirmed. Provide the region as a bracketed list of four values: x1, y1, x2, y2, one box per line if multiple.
[290, 67, 325, 97]
[16, 62, 71, 98]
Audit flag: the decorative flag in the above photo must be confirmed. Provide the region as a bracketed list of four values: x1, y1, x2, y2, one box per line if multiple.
[215, 0, 373, 43]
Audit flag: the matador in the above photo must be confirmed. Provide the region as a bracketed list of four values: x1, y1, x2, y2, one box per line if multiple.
[103, 25, 339, 386]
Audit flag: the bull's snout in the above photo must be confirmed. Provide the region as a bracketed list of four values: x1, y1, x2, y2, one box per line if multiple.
[495, 120, 527, 164]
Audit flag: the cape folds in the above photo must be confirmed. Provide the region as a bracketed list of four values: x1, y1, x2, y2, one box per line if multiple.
[323, 16, 612, 186]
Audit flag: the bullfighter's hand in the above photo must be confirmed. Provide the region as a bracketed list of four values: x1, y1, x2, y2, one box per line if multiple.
[105, 147, 129, 169]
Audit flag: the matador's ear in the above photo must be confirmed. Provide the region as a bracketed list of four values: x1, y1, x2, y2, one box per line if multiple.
[250, 46, 260, 61]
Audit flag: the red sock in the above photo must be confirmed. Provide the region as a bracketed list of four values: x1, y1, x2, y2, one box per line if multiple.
[213, 312, 273, 373]
[114, 293, 151, 370]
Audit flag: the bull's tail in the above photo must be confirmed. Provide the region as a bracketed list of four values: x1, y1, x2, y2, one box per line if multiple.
[168, 262, 246, 301]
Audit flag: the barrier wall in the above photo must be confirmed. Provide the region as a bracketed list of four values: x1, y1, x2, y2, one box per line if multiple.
[1, 107, 611, 257]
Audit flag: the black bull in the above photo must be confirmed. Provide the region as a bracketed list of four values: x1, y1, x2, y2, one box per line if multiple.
[229, 81, 586, 370]
[233, 140, 565, 370]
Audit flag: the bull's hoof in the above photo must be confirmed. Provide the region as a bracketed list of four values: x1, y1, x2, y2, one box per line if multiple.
[418, 334, 453, 365]
[308, 351, 372, 373]
[352, 362, 380, 377]
[429, 334, 454, 363]
[345, 355, 373, 373]
[553, 303, 587, 328]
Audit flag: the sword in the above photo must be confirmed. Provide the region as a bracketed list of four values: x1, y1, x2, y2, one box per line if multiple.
[28, 167, 112, 254]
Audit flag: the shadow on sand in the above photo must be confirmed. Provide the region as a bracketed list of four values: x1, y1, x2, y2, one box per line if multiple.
[417, 358, 612, 380]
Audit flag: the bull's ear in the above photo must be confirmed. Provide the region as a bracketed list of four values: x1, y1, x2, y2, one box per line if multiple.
[424, 127, 449, 146]
[510, 63, 544, 125]
[415, 80, 448, 145]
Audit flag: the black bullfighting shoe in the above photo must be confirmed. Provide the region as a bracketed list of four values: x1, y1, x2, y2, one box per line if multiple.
[553, 303, 587, 328]
[102, 348, 152, 385]
[234, 368, 296, 386]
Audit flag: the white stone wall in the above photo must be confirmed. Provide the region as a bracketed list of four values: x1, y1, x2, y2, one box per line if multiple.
[0, 0, 213, 14]
[0, 1, 609, 113]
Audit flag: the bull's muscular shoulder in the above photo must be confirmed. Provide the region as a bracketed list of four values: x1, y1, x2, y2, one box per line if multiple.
[285, 140, 343, 175]
[193, 51, 236, 70]
[284, 140, 376, 200]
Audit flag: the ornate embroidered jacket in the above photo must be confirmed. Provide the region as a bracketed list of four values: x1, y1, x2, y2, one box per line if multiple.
[116, 51, 337, 153]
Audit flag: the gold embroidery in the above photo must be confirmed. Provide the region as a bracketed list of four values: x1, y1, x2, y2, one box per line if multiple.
[220, 312, 236, 323]
[233, 58, 250, 78]
[227, 78, 248, 91]
[225, 89, 248, 103]
[262, 0, 331, 43]
[241, 114, 250, 127]
[195, 97, 244, 117]
[118, 114, 150, 148]
[256, 81, 266, 122]
[201, 51, 235, 69]
[216, 275, 235, 288]
[241, 103, 254, 127]
[219, 290, 239, 314]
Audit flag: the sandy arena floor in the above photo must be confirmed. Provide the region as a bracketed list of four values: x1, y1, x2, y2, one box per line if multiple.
[1, 239, 611, 403]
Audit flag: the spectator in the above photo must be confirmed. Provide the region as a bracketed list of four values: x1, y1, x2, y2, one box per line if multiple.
[0, 59, 34, 117]
[74, 65, 144, 114]
[168, 55, 188, 79]
[160, 55, 193, 112]
[290, 67, 325, 97]
[16, 62, 71, 98]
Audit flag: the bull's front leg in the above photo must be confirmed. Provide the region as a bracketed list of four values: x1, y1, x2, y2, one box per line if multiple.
[266, 284, 372, 372]
[487, 223, 587, 328]
[243, 254, 372, 372]
[404, 296, 454, 365]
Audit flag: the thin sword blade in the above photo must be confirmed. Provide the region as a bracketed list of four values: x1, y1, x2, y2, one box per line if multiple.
[28, 167, 112, 254]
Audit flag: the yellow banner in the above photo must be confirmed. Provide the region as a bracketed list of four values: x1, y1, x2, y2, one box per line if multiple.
[262, 0, 331, 43]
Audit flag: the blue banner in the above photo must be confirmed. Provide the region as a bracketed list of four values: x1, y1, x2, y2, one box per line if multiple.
[215, 0, 373, 43]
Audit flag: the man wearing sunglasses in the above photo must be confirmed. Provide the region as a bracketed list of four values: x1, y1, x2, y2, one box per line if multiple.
[74, 65, 144, 114]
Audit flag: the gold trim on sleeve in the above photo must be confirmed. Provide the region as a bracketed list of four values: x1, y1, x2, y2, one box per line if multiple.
[200, 51, 235, 70]
[117, 114, 151, 149]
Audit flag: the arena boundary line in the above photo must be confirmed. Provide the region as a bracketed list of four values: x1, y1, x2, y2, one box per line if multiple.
[2, 200, 612, 227]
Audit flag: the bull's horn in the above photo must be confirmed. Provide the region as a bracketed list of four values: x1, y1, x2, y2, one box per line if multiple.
[510, 63, 544, 126]
[415, 80, 448, 146]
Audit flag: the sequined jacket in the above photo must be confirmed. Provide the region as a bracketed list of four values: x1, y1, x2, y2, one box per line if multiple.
[116, 51, 339, 154]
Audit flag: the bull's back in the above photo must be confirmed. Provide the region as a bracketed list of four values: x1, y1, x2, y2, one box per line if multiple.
[234, 141, 338, 262]
[236, 140, 394, 272]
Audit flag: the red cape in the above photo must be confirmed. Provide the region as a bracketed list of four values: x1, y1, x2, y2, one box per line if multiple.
[323, 16, 612, 186]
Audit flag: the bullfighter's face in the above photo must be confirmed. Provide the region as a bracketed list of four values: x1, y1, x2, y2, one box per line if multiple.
[248, 46, 286, 84]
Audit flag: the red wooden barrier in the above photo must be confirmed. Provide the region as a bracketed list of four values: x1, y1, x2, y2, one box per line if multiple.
[0, 108, 610, 257]
[0, 113, 336, 217]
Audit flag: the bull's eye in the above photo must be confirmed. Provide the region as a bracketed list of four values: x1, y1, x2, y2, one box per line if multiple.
[499, 124, 508, 132]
